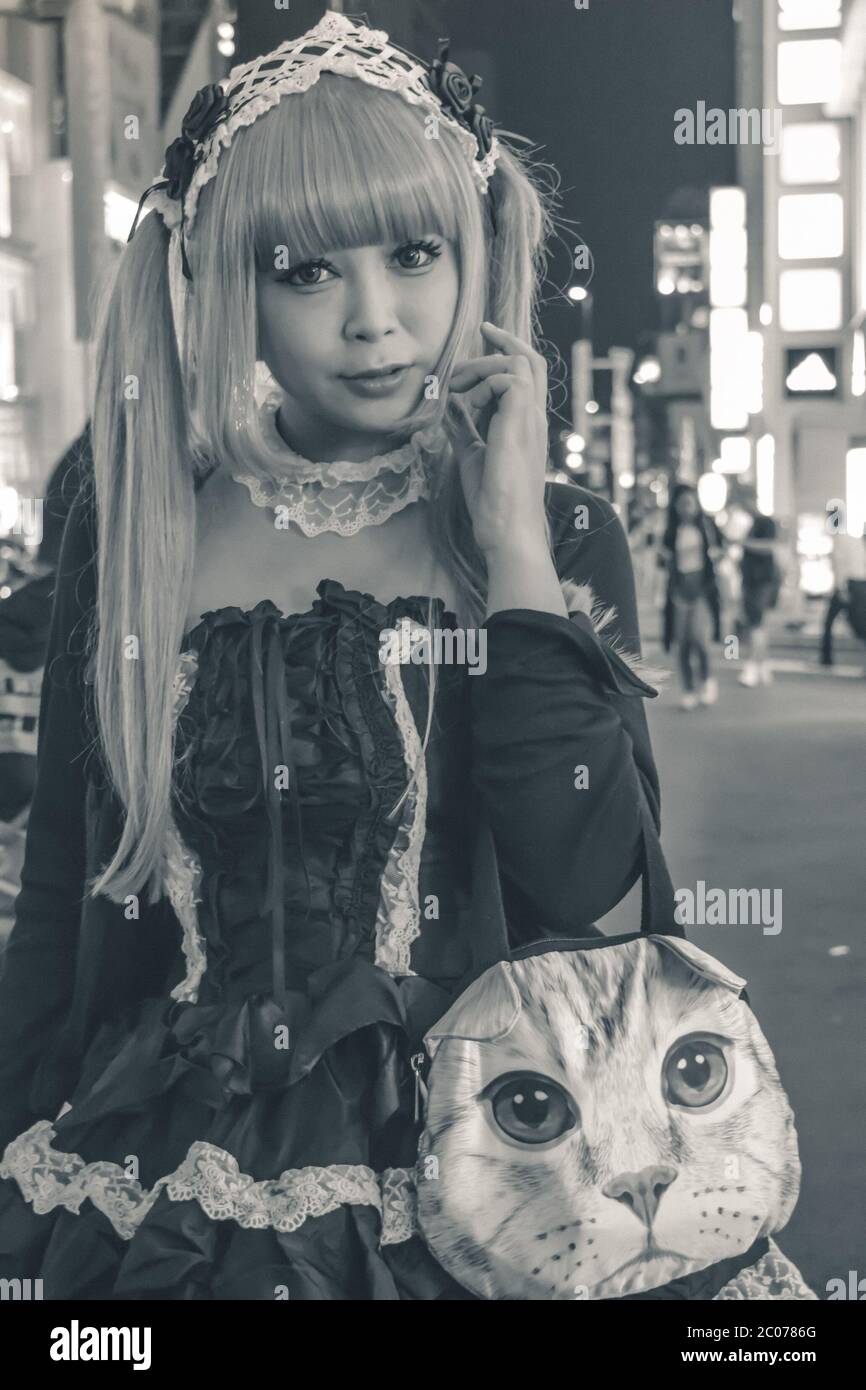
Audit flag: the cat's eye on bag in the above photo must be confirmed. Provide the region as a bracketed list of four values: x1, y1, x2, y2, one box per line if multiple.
[415, 781, 815, 1301]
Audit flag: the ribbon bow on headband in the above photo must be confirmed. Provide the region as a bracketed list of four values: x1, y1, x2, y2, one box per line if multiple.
[127, 83, 230, 281]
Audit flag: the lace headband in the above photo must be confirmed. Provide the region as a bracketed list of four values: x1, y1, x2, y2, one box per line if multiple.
[127, 10, 503, 366]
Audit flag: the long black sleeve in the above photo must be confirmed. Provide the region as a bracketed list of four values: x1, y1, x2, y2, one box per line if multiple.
[0, 482, 95, 1149]
[469, 483, 660, 941]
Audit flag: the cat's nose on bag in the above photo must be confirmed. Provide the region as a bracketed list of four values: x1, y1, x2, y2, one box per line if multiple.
[602, 1166, 679, 1228]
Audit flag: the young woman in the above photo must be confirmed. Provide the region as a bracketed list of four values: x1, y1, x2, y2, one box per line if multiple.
[661, 484, 723, 711]
[738, 509, 782, 687]
[0, 12, 663, 1299]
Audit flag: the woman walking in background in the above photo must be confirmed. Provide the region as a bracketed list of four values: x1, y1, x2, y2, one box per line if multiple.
[661, 483, 723, 711]
[738, 509, 782, 688]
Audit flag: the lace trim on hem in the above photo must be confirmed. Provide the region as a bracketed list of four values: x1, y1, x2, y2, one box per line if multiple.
[0, 1120, 418, 1246]
[166, 650, 207, 1003]
[374, 635, 430, 975]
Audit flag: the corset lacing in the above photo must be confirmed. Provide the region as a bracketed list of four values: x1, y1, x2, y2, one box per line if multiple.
[248, 611, 312, 1007]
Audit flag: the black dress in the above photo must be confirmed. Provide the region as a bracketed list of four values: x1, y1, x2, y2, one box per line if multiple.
[0, 480, 661, 1300]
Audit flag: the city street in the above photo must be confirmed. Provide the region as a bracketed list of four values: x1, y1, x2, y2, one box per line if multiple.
[605, 647, 866, 1298]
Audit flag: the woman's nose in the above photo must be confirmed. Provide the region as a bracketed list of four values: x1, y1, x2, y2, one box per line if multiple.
[342, 271, 399, 342]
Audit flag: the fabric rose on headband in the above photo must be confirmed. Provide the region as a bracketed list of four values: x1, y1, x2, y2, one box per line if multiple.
[428, 39, 494, 161]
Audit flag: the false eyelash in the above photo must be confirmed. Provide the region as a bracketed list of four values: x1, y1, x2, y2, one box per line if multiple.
[403, 238, 443, 260]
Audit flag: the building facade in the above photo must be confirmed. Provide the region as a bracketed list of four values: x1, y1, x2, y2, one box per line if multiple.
[736, 0, 865, 602]
[0, 0, 230, 528]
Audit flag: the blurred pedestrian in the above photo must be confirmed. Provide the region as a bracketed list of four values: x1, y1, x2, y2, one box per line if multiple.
[821, 529, 866, 667]
[661, 483, 723, 711]
[738, 510, 782, 687]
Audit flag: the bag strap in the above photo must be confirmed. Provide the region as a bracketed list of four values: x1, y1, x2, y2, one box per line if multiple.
[468, 772, 683, 977]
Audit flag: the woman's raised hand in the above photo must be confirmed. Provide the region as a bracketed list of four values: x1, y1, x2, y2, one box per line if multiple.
[447, 322, 550, 563]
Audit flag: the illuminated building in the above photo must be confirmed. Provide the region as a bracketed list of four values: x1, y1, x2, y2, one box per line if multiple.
[733, 0, 860, 600]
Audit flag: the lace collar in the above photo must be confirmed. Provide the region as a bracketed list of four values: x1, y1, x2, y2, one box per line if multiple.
[229, 391, 446, 538]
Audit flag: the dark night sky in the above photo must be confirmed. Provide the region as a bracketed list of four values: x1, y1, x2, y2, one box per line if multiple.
[239, 0, 737, 382]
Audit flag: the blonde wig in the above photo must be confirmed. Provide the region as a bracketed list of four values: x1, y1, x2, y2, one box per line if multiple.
[88, 71, 558, 905]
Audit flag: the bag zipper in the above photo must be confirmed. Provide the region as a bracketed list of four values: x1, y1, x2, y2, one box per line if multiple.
[409, 1050, 428, 1122]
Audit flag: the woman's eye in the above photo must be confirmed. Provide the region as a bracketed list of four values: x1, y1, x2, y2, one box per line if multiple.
[663, 1037, 729, 1108]
[394, 240, 443, 271]
[283, 260, 333, 288]
[486, 1072, 577, 1145]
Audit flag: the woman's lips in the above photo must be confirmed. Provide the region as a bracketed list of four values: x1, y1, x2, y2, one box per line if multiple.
[340, 365, 412, 397]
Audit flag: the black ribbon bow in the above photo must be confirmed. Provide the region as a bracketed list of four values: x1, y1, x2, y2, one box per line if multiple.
[127, 82, 230, 282]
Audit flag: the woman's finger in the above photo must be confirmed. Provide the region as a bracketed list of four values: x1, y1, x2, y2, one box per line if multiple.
[449, 354, 527, 386]
[449, 372, 526, 415]
[480, 322, 547, 395]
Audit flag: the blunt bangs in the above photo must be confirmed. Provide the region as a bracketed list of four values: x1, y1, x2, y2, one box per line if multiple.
[219, 73, 466, 268]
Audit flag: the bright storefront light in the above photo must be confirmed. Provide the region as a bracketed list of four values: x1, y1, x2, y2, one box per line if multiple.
[710, 188, 746, 230]
[779, 268, 842, 331]
[710, 251, 747, 309]
[781, 123, 841, 184]
[710, 188, 747, 310]
[698, 472, 728, 515]
[777, 40, 841, 106]
[778, 193, 844, 259]
[797, 514, 834, 596]
[710, 308, 750, 430]
[777, 0, 840, 30]
[717, 437, 752, 475]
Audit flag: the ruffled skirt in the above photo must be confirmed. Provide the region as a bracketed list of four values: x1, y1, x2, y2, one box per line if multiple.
[0, 960, 471, 1300]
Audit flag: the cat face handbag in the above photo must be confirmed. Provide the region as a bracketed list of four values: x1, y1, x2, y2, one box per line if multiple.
[414, 783, 814, 1301]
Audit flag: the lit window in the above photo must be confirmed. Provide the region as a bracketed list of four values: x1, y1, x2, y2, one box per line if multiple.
[710, 187, 747, 308]
[778, 193, 844, 259]
[710, 308, 750, 430]
[747, 331, 764, 414]
[777, 40, 842, 105]
[709, 253, 747, 308]
[779, 269, 842, 330]
[781, 123, 841, 184]
[710, 187, 746, 230]
[778, 0, 841, 31]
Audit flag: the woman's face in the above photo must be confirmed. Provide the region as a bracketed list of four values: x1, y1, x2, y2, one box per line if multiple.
[676, 491, 698, 521]
[256, 233, 459, 457]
